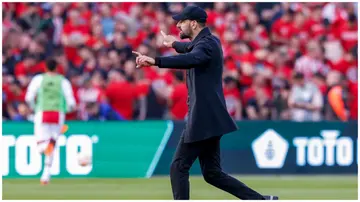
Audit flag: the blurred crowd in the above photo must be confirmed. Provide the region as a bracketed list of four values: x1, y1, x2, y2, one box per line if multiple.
[2, 2, 358, 122]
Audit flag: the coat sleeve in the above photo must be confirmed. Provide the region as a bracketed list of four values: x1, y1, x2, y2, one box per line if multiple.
[155, 42, 212, 69]
[172, 41, 191, 53]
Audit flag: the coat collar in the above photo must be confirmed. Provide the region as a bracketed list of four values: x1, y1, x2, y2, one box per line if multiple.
[186, 27, 211, 50]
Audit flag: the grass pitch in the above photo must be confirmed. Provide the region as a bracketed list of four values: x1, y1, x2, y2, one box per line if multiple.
[2, 175, 357, 200]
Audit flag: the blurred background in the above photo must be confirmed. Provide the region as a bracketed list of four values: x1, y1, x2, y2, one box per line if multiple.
[2, 2, 358, 122]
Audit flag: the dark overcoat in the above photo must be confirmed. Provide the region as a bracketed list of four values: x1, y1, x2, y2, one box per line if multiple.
[155, 27, 238, 143]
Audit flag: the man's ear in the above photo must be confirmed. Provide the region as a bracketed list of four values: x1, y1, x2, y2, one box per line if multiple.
[192, 20, 198, 29]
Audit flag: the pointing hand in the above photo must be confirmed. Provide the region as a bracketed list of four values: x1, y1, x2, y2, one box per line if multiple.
[160, 30, 177, 48]
[132, 51, 155, 68]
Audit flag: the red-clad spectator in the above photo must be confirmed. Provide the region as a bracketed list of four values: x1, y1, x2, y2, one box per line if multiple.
[304, 5, 327, 39]
[206, 2, 227, 29]
[15, 3, 37, 18]
[127, 15, 156, 49]
[75, 3, 93, 25]
[106, 70, 137, 120]
[223, 76, 242, 120]
[145, 68, 174, 86]
[236, 48, 272, 87]
[135, 80, 150, 99]
[86, 23, 109, 50]
[270, 46, 294, 82]
[243, 11, 269, 50]
[143, 3, 157, 19]
[168, 71, 188, 120]
[14, 55, 37, 79]
[335, 14, 358, 52]
[243, 74, 272, 106]
[271, 9, 294, 44]
[291, 12, 308, 48]
[217, 11, 241, 41]
[3, 80, 26, 104]
[237, 3, 252, 30]
[329, 50, 357, 80]
[61, 8, 90, 66]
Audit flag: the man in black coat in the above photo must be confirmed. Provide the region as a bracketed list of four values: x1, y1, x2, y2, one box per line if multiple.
[133, 5, 278, 200]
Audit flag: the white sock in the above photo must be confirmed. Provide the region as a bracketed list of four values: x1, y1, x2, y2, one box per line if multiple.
[41, 153, 54, 182]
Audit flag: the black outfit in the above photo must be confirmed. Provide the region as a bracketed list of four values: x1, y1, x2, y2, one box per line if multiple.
[145, 85, 167, 119]
[155, 21, 264, 199]
[155, 28, 239, 143]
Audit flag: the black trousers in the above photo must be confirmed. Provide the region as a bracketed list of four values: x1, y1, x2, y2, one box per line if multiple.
[170, 134, 265, 200]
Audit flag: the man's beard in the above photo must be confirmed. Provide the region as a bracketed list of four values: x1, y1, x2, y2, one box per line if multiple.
[179, 30, 190, 39]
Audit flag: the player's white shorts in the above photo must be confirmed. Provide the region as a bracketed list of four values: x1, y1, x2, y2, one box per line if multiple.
[34, 111, 65, 153]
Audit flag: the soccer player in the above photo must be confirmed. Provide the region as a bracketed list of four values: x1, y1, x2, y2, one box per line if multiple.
[25, 58, 76, 185]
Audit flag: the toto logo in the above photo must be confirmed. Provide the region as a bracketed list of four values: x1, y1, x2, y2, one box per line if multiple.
[252, 129, 289, 169]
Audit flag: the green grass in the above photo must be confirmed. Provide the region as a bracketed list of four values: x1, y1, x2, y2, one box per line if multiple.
[2, 175, 357, 200]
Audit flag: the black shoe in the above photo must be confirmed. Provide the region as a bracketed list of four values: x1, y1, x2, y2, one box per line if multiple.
[263, 195, 279, 200]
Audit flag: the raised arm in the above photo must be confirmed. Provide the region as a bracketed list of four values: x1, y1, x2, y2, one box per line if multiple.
[155, 42, 212, 69]
[160, 30, 190, 53]
[172, 41, 191, 53]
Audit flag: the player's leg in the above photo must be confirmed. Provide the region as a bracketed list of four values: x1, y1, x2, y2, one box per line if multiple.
[170, 132, 201, 199]
[198, 136, 265, 200]
[35, 122, 53, 184]
[40, 123, 62, 184]
[42, 112, 65, 183]
[44, 112, 64, 156]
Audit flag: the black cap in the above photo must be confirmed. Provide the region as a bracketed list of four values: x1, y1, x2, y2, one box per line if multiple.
[172, 5, 207, 23]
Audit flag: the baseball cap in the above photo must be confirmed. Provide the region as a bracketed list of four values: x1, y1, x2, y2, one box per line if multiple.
[172, 5, 207, 23]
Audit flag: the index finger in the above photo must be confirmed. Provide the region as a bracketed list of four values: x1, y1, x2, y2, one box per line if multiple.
[132, 51, 142, 57]
[160, 30, 167, 37]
